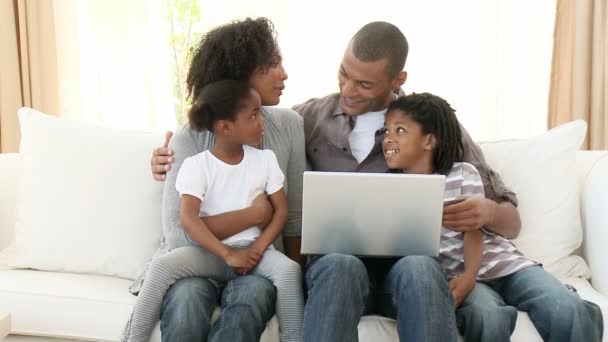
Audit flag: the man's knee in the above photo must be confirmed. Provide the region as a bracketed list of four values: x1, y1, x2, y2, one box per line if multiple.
[227, 275, 277, 309]
[306, 253, 368, 298]
[390, 255, 445, 287]
[313, 253, 366, 278]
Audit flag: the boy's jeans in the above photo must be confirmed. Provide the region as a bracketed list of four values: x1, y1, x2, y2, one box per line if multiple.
[457, 265, 604, 342]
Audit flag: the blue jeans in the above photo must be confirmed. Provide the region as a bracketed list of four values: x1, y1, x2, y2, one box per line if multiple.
[303, 253, 458, 342]
[457, 266, 604, 342]
[160, 275, 276, 342]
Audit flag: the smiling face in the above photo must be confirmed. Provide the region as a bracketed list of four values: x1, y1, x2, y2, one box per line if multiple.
[338, 42, 405, 116]
[382, 109, 436, 174]
[228, 89, 264, 146]
[249, 55, 288, 106]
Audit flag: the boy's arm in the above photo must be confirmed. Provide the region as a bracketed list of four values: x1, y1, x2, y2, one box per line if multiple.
[250, 189, 289, 253]
[462, 230, 484, 279]
[450, 229, 484, 307]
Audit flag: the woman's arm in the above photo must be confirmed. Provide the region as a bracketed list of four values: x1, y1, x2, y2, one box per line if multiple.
[250, 189, 289, 253]
[282, 110, 306, 263]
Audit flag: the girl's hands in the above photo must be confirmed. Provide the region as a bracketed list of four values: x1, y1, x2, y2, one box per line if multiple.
[225, 247, 264, 274]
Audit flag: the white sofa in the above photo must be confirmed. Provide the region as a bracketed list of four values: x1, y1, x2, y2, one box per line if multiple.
[0, 112, 607, 341]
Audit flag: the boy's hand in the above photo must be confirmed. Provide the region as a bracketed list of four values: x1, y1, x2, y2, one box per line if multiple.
[449, 274, 476, 308]
[224, 248, 261, 273]
[151, 131, 174, 181]
[251, 193, 273, 228]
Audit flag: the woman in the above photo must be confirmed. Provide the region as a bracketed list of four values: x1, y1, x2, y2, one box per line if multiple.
[130, 17, 305, 342]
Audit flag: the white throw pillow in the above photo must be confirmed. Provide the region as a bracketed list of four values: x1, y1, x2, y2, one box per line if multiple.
[1, 108, 163, 279]
[478, 120, 589, 278]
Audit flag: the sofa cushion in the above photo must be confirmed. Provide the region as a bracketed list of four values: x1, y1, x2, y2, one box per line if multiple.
[0, 267, 135, 340]
[478, 120, 589, 278]
[0, 267, 284, 341]
[1, 108, 163, 279]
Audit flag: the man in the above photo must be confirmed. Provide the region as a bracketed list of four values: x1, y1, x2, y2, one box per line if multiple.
[290, 22, 519, 342]
[153, 21, 601, 342]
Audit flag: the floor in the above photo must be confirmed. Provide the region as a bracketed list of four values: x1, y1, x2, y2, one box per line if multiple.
[4, 336, 86, 342]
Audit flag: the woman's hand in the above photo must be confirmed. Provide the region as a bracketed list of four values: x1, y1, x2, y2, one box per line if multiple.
[449, 273, 476, 308]
[151, 131, 174, 181]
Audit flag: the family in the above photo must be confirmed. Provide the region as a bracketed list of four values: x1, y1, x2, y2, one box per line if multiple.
[123, 17, 603, 342]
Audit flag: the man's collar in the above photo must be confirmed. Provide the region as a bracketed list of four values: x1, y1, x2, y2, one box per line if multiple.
[331, 94, 344, 116]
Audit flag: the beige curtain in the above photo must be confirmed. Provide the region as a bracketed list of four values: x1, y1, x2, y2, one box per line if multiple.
[548, 0, 608, 150]
[0, 0, 60, 153]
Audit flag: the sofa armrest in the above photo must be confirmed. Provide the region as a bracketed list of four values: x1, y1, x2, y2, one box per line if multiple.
[579, 151, 608, 296]
[0, 153, 21, 251]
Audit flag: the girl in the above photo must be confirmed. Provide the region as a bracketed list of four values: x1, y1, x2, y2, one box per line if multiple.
[123, 80, 303, 342]
[139, 17, 306, 342]
[382, 93, 599, 341]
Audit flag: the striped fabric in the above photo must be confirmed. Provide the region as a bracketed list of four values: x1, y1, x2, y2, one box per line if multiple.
[438, 163, 538, 281]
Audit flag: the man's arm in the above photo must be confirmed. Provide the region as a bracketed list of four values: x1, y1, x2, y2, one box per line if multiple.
[284, 237, 306, 266]
[455, 123, 521, 238]
[442, 197, 521, 239]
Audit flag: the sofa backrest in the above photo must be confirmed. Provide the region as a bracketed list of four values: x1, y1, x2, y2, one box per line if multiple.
[0, 153, 20, 251]
[0, 150, 606, 261]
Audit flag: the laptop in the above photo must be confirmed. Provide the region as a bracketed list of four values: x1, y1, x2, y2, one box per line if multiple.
[301, 171, 446, 257]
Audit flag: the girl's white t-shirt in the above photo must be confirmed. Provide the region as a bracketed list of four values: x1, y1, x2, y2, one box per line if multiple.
[175, 145, 285, 246]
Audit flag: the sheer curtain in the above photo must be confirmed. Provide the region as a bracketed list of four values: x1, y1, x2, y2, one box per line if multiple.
[548, 0, 608, 150]
[199, 0, 556, 141]
[52, 0, 176, 130]
[5, 0, 555, 143]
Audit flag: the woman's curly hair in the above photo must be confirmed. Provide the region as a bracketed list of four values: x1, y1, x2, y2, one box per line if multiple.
[186, 17, 280, 102]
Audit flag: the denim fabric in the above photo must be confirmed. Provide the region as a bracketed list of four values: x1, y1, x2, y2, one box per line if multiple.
[160, 275, 276, 342]
[457, 266, 604, 342]
[303, 253, 458, 342]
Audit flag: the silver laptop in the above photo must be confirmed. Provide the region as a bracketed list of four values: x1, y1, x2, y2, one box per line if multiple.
[301, 171, 445, 257]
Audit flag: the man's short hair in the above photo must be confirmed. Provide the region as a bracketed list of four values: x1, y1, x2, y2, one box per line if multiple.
[351, 22, 408, 76]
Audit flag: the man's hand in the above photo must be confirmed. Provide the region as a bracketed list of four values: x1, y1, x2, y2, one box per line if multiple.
[224, 247, 262, 274]
[251, 193, 273, 228]
[449, 274, 476, 308]
[443, 197, 497, 233]
[151, 131, 174, 181]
